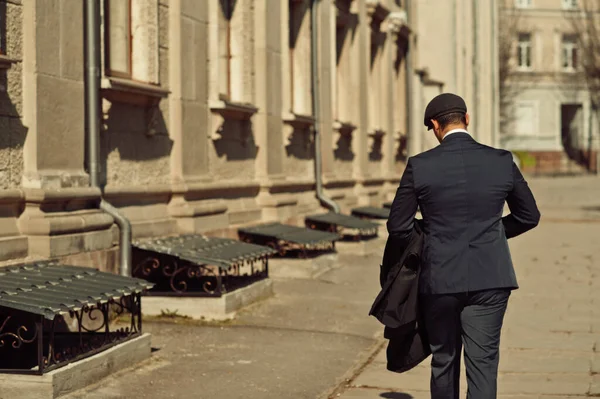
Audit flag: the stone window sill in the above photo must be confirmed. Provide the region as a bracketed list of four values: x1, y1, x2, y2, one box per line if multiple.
[283, 113, 315, 129]
[101, 77, 169, 107]
[0, 55, 18, 70]
[333, 120, 357, 136]
[368, 129, 386, 139]
[210, 99, 259, 121]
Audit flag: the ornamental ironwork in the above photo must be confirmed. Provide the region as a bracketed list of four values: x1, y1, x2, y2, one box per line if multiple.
[0, 261, 152, 374]
[305, 213, 379, 241]
[132, 235, 275, 296]
[238, 223, 341, 258]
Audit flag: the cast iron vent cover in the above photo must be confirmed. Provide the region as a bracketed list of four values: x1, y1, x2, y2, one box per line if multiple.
[0, 261, 152, 375]
[305, 212, 379, 240]
[132, 235, 276, 297]
[238, 223, 341, 257]
[351, 206, 390, 220]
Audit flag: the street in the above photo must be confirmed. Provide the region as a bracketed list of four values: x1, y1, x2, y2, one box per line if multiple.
[64, 176, 600, 399]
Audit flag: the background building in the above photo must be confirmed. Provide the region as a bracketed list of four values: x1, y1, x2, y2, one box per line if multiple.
[498, 0, 600, 174]
[409, 0, 500, 154]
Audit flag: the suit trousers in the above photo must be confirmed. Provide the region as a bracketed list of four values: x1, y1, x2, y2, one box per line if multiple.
[420, 289, 511, 399]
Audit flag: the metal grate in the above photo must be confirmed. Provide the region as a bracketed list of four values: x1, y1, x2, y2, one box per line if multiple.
[0, 261, 152, 374]
[305, 212, 379, 240]
[351, 206, 390, 220]
[238, 223, 341, 257]
[134, 235, 276, 270]
[132, 235, 275, 297]
[0, 262, 151, 320]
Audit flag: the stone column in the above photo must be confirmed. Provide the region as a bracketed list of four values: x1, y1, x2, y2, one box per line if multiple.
[254, 0, 284, 182]
[18, 0, 113, 258]
[318, 0, 336, 179]
[351, 0, 370, 182]
[388, 10, 410, 176]
[21, 0, 88, 189]
[382, 17, 396, 180]
[168, 0, 210, 184]
[167, 0, 227, 233]
[407, 0, 422, 157]
[473, 0, 496, 147]
[253, 0, 298, 222]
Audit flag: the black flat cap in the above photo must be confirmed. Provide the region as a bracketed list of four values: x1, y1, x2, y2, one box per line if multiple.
[424, 93, 467, 130]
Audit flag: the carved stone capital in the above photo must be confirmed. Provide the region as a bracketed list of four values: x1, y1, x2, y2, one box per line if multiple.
[388, 11, 411, 41]
[366, 0, 390, 27]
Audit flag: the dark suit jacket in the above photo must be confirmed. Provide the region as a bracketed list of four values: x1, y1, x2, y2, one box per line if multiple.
[369, 219, 431, 373]
[387, 132, 541, 295]
[370, 219, 424, 328]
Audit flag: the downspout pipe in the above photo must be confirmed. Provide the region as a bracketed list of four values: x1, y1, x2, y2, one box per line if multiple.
[405, 0, 415, 157]
[84, 0, 132, 277]
[472, 0, 479, 139]
[491, 0, 497, 147]
[311, 0, 340, 213]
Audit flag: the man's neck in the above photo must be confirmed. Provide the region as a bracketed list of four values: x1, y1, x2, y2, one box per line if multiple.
[441, 125, 469, 140]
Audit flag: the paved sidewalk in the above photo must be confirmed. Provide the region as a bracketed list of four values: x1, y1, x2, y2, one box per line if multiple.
[335, 176, 600, 398]
[61, 175, 600, 399]
[63, 238, 388, 399]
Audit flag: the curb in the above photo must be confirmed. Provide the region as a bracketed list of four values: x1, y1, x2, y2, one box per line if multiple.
[316, 336, 387, 399]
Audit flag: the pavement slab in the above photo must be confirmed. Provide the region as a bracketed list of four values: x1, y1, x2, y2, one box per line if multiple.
[64, 238, 386, 399]
[334, 176, 600, 398]
[61, 176, 600, 398]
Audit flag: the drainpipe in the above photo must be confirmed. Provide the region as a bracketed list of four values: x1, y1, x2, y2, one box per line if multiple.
[452, 0, 457, 91]
[405, 0, 415, 157]
[472, 0, 479, 140]
[84, 0, 132, 276]
[491, 0, 497, 147]
[311, 0, 340, 213]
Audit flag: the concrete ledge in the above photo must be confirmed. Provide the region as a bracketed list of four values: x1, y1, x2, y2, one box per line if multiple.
[26, 228, 114, 258]
[142, 278, 274, 320]
[175, 212, 229, 234]
[0, 333, 152, 399]
[269, 253, 339, 279]
[0, 235, 29, 261]
[335, 239, 385, 257]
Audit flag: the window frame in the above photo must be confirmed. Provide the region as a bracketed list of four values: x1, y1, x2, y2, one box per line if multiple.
[516, 32, 533, 71]
[104, 0, 133, 79]
[561, 0, 578, 10]
[561, 34, 578, 72]
[515, 0, 532, 9]
[218, 0, 233, 100]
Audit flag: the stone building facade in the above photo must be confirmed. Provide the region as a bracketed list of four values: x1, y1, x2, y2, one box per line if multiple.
[0, 0, 415, 271]
[498, 0, 599, 174]
[408, 0, 500, 155]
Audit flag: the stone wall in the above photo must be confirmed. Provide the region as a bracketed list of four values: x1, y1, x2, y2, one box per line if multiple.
[0, 0, 24, 189]
[410, 0, 500, 153]
[0, 0, 412, 271]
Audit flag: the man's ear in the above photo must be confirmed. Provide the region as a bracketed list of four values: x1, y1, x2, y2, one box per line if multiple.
[465, 113, 470, 126]
[431, 119, 439, 131]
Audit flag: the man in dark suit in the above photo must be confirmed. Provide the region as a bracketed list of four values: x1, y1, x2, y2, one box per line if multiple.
[387, 93, 540, 398]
